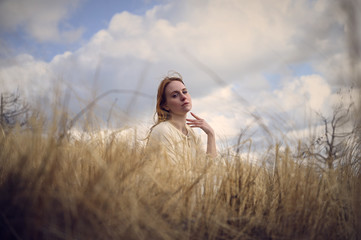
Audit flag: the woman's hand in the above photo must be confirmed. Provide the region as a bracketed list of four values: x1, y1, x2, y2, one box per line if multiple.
[186, 112, 214, 136]
[187, 112, 217, 157]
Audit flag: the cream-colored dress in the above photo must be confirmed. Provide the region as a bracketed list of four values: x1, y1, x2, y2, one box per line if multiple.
[147, 121, 204, 165]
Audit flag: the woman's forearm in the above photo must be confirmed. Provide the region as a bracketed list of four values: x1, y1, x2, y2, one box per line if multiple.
[206, 132, 217, 158]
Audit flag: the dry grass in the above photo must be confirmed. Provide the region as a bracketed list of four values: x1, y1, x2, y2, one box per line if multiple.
[0, 111, 360, 240]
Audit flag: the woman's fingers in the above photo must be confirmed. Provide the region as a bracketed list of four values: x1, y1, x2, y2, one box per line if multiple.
[187, 113, 204, 127]
[186, 118, 197, 123]
[186, 113, 214, 135]
[186, 116, 202, 125]
[190, 112, 201, 120]
[186, 120, 199, 126]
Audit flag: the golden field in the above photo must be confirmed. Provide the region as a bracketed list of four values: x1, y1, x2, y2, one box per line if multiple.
[0, 107, 360, 240]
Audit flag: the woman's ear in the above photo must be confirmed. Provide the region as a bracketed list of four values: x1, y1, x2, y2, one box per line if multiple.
[161, 104, 170, 112]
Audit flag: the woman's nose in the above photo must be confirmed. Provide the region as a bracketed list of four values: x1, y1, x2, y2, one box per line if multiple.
[180, 93, 186, 100]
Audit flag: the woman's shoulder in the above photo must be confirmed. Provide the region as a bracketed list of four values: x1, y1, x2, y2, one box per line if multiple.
[149, 121, 174, 138]
[152, 121, 172, 132]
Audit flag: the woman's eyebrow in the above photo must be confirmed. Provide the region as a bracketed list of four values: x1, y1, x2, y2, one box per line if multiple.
[170, 88, 187, 94]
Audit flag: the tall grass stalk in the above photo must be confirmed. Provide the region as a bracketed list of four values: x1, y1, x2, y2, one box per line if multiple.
[0, 110, 360, 240]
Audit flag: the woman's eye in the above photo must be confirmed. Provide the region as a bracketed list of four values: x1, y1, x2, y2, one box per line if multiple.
[183, 90, 188, 94]
[172, 93, 178, 98]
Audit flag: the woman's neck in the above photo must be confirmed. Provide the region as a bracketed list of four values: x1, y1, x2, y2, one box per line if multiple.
[169, 114, 188, 134]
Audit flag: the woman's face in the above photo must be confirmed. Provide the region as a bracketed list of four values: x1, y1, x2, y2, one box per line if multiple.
[163, 81, 192, 116]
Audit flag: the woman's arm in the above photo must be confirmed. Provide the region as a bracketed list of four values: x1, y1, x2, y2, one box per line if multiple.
[186, 112, 217, 158]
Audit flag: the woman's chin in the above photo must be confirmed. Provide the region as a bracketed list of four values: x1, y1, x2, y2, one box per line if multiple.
[184, 107, 192, 112]
[182, 104, 192, 111]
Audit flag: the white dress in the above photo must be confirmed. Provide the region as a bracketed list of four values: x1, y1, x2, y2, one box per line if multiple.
[147, 121, 204, 165]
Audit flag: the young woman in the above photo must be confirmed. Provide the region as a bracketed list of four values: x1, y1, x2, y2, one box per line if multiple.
[147, 73, 216, 164]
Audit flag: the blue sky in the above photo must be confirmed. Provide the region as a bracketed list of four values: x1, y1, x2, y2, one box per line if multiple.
[0, 0, 359, 146]
[1, 0, 162, 61]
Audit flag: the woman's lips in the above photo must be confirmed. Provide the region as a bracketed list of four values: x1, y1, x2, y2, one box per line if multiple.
[182, 102, 190, 106]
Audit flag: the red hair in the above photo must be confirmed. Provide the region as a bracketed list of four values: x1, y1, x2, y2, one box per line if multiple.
[146, 72, 184, 139]
[155, 72, 184, 123]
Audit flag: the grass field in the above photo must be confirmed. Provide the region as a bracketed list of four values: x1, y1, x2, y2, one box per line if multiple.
[1, 0, 361, 238]
[0, 106, 360, 240]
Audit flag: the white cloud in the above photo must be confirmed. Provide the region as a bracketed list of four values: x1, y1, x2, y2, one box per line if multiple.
[271, 75, 331, 113]
[68, 0, 342, 75]
[1, 0, 358, 145]
[0, 0, 83, 43]
[0, 54, 53, 101]
[191, 85, 266, 147]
